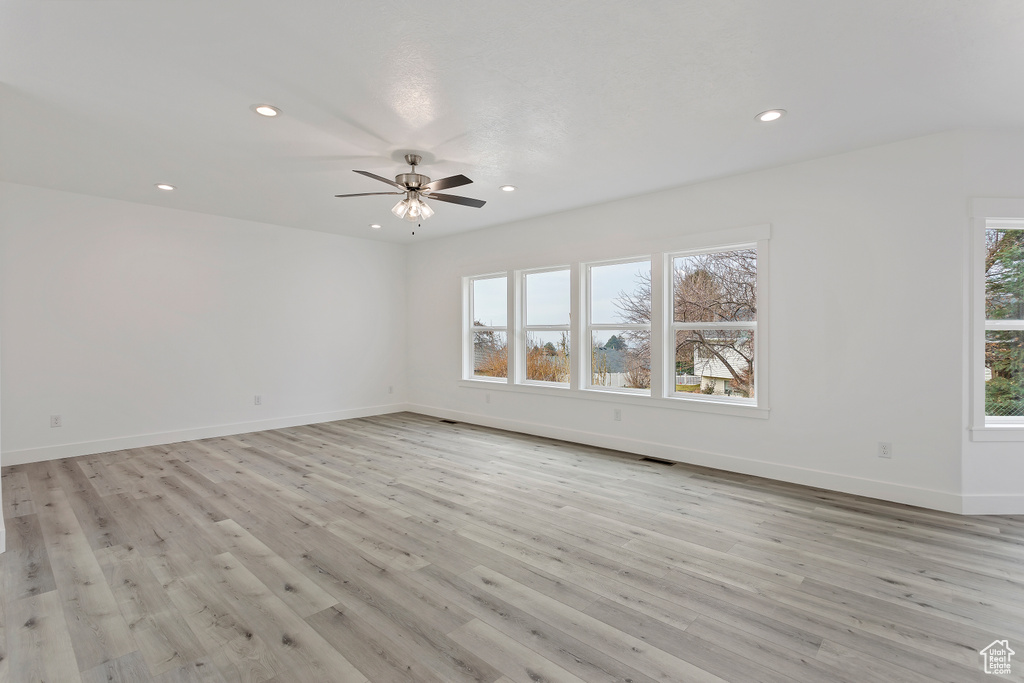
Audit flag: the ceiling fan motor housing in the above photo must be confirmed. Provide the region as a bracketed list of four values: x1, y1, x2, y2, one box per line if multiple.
[395, 173, 430, 190]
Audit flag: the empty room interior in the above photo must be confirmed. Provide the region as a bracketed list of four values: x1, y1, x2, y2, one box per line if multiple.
[3, 2, 1024, 682]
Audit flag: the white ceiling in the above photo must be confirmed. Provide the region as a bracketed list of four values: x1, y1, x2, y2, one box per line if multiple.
[3, 1, 1024, 243]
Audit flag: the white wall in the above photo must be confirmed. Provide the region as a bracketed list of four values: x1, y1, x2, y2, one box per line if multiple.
[3, 130, 1020, 516]
[407, 132, 975, 512]
[0, 182, 408, 466]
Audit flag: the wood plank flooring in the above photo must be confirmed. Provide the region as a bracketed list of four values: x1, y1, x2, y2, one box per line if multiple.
[3, 412, 1024, 682]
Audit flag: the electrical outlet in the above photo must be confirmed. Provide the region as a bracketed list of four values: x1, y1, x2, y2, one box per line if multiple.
[50, 414, 62, 428]
[254, 395, 262, 406]
[878, 441, 892, 458]
[388, 385, 394, 394]
[614, 408, 622, 421]
[485, 393, 491, 404]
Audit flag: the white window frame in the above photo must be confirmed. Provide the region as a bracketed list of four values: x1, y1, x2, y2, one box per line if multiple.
[584, 256, 653, 395]
[518, 266, 572, 387]
[970, 199, 1024, 441]
[463, 273, 511, 383]
[664, 243, 759, 406]
[460, 224, 770, 419]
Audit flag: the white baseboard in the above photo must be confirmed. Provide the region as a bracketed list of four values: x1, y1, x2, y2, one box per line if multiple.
[960, 494, 1024, 515]
[1, 403, 413, 467]
[7, 402, 1016, 517]
[407, 403, 966, 514]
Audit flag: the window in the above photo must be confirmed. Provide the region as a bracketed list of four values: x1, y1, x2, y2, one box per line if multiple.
[588, 259, 651, 392]
[460, 223, 770, 417]
[670, 247, 757, 402]
[467, 275, 508, 380]
[983, 220, 1024, 423]
[521, 268, 571, 385]
[971, 199, 1024, 439]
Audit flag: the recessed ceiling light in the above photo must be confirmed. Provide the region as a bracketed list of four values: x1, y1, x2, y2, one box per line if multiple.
[155, 183, 175, 191]
[500, 185, 517, 192]
[370, 223, 382, 229]
[251, 104, 280, 117]
[756, 109, 786, 122]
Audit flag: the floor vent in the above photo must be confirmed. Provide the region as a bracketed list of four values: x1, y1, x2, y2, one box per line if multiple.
[439, 419, 458, 424]
[640, 456, 675, 466]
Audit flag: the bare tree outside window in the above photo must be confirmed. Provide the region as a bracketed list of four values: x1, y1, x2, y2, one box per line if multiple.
[614, 249, 757, 398]
[985, 228, 1024, 417]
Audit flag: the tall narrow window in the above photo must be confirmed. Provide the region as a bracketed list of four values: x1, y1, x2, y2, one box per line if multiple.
[588, 259, 651, 392]
[670, 247, 757, 401]
[468, 275, 508, 380]
[522, 268, 571, 385]
[984, 221, 1024, 423]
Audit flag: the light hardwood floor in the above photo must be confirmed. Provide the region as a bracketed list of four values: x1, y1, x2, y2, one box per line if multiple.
[2, 412, 1023, 682]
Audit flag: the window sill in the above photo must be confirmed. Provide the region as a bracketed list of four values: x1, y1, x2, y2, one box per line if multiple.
[969, 425, 1024, 442]
[466, 375, 508, 384]
[458, 379, 770, 419]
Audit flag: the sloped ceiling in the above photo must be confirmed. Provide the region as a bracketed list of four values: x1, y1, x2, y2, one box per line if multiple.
[2, 1, 1023, 242]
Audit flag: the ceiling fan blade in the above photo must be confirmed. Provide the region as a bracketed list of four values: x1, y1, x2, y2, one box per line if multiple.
[428, 192, 486, 208]
[334, 192, 403, 198]
[423, 174, 473, 192]
[353, 169, 405, 190]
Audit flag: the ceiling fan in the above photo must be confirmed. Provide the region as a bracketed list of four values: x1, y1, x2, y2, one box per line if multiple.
[335, 153, 485, 222]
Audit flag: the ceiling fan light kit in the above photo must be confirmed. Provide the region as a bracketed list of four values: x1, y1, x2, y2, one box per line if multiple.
[335, 153, 485, 224]
[391, 195, 434, 221]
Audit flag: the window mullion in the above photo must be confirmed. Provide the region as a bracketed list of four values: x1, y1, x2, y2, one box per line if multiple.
[571, 262, 583, 390]
[507, 271, 517, 385]
[464, 277, 472, 379]
[650, 253, 665, 398]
